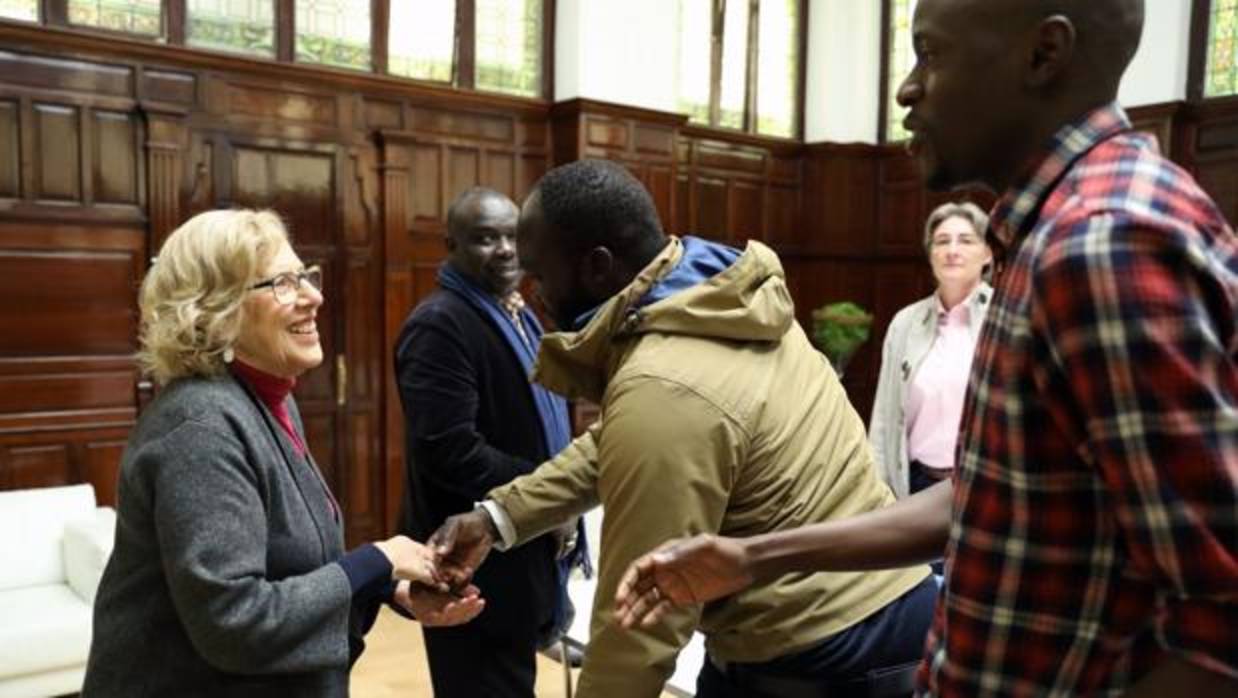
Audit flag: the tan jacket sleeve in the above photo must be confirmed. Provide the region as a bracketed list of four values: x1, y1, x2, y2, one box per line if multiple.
[489, 421, 603, 544]
[575, 376, 746, 698]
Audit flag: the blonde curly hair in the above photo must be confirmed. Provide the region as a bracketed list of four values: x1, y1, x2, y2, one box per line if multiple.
[137, 209, 288, 385]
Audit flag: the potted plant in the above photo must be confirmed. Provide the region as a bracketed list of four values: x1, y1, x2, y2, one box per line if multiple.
[811, 301, 873, 378]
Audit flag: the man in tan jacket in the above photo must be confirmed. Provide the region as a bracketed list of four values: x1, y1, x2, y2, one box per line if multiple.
[431, 159, 933, 698]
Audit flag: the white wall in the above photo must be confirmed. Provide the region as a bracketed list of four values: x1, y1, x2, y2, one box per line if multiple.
[1119, 0, 1192, 107]
[805, 0, 882, 143]
[554, 0, 679, 112]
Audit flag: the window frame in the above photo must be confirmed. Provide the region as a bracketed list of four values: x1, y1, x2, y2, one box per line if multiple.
[1187, 0, 1238, 102]
[691, 0, 806, 141]
[31, 0, 554, 100]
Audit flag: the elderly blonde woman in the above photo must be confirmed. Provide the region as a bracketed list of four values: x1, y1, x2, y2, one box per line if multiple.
[83, 210, 483, 697]
[869, 202, 993, 502]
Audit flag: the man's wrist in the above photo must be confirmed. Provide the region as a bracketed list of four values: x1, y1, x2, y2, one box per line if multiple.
[476, 500, 516, 550]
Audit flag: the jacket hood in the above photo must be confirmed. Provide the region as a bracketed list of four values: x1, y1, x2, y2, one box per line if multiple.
[533, 236, 794, 401]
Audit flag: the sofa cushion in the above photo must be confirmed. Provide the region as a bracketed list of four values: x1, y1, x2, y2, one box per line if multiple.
[0, 485, 96, 594]
[0, 584, 93, 678]
[0, 485, 96, 591]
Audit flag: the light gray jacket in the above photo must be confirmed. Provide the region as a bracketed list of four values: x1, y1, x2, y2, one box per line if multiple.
[83, 373, 362, 698]
[868, 284, 991, 498]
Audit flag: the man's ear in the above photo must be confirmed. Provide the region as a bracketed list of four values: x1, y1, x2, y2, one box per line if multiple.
[444, 234, 457, 254]
[581, 246, 616, 294]
[1025, 15, 1075, 89]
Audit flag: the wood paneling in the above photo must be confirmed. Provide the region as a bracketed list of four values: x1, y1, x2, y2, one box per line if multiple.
[2, 445, 71, 489]
[34, 103, 81, 202]
[141, 69, 196, 106]
[84, 441, 125, 506]
[0, 249, 138, 355]
[0, 49, 133, 97]
[0, 100, 17, 198]
[227, 82, 338, 126]
[484, 151, 515, 199]
[448, 147, 480, 203]
[730, 180, 763, 242]
[93, 110, 138, 204]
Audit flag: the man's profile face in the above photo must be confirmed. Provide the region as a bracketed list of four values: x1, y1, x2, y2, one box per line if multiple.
[447, 195, 521, 296]
[897, 0, 1020, 191]
[517, 191, 592, 331]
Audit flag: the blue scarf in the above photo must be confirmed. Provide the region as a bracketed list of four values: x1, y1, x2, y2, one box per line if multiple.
[437, 264, 590, 645]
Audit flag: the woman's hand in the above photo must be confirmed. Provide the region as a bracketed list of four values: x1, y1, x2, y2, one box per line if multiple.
[393, 581, 486, 627]
[374, 535, 446, 590]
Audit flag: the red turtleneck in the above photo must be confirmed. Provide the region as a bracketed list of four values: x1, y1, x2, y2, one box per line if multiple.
[230, 359, 307, 455]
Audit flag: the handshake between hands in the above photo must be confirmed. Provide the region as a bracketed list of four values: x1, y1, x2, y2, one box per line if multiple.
[372, 508, 499, 628]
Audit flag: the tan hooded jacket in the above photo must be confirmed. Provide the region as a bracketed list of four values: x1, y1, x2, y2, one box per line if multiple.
[490, 237, 930, 697]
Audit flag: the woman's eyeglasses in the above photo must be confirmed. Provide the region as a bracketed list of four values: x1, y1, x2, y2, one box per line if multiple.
[250, 265, 322, 305]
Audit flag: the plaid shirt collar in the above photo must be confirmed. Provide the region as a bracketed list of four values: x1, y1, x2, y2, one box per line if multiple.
[987, 103, 1132, 266]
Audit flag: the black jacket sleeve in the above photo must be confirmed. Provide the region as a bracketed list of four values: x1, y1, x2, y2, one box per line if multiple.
[396, 319, 536, 501]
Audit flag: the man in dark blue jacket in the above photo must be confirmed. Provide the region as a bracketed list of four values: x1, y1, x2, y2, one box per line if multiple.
[395, 187, 583, 697]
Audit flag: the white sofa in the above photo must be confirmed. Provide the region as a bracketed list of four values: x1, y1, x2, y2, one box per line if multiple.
[0, 484, 116, 698]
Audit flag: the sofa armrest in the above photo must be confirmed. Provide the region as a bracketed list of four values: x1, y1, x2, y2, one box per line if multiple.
[63, 507, 116, 605]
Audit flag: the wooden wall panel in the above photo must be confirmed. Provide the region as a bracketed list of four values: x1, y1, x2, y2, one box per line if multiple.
[448, 147, 480, 203]
[0, 100, 16, 199]
[0, 371, 134, 414]
[730, 180, 763, 242]
[766, 185, 799, 247]
[411, 144, 442, 223]
[348, 412, 376, 522]
[646, 164, 673, 228]
[695, 177, 728, 238]
[484, 151, 515, 199]
[84, 441, 125, 506]
[227, 82, 338, 127]
[0, 250, 138, 355]
[2, 445, 71, 490]
[93, 110, 138, 204]
[34, 103, 81, 202]
[0, 49, 133, 96]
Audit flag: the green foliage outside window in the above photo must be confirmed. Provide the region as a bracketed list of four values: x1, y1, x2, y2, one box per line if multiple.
[1206, 1, 1238, 97]
[69, 0, 162, 36]
[188, 0, 275, 57]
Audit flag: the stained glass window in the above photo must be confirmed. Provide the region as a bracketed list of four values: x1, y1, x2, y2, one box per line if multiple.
[68, 0, 162, 36]
[717, 0, 749, 130]
[1205, 0, 1238, 97]
[296, 0, 371, 71]
[756, 0, 798, 137]
[678, 0, 712, 124]
[187, 0, 275, 57]
[475, 0, 542, 97]
[0, 0, 38, 22]
[884, 0, 917, 142]
[389, 0, 456, 82]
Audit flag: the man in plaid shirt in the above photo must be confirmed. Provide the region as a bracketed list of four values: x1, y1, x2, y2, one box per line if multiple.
[614, 0, 1237, 695]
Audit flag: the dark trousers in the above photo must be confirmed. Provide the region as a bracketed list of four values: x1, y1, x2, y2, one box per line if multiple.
[909, 461, 949, 575]
[422, 622, 536, 698]
[696, 576, 938, 698]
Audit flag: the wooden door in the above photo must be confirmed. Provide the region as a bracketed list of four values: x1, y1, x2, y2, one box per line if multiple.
[223, 138, 384, 546]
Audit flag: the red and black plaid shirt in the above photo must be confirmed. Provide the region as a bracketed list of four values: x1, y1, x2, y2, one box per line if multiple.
[919, 104, 1238, 696]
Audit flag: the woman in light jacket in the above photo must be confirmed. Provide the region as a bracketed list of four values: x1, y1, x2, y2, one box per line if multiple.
[869, 202, 992, 502]
[83, 210, 483, 697]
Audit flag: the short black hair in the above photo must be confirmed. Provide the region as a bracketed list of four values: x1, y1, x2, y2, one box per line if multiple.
[535, 159, 666, 267]
[446, 186, 511, 239]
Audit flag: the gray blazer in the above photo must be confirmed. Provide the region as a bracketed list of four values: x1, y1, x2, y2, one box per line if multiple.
[83, 373, 360, 697]
[868, 283, 991, 498]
